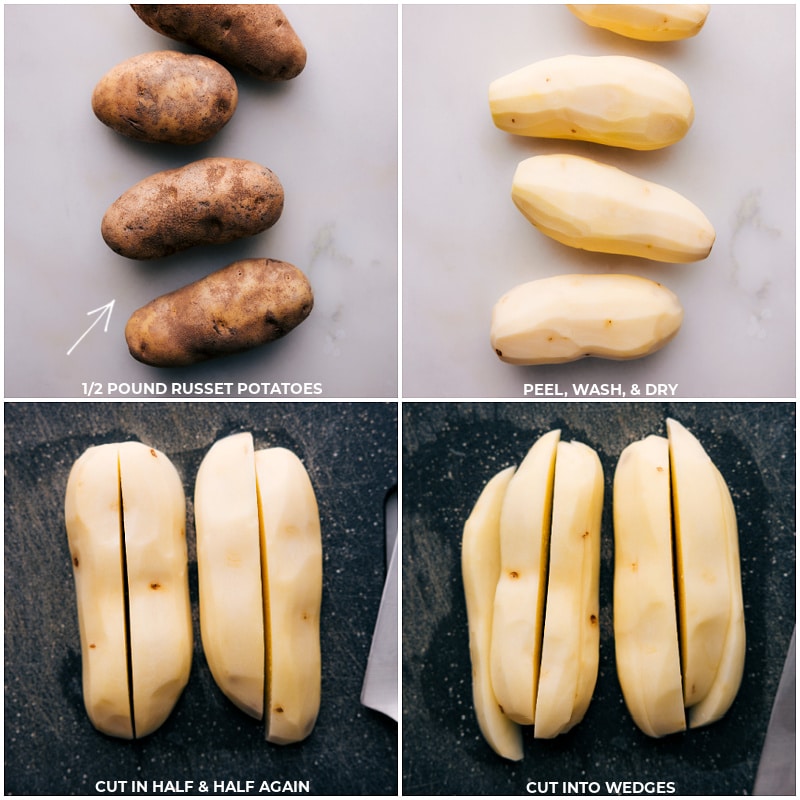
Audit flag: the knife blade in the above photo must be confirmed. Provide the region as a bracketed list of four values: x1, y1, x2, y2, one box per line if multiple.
[753, 625, 796, 795]
[360, 488, 398, 720]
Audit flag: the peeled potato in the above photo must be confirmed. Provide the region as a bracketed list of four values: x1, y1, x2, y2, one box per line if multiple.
[65, 442, 192, 739]
[195, 432, 322, 744]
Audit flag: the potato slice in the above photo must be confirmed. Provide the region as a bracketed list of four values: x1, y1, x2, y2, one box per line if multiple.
[535, 441, 603, 738]
[65, 442, 191, 739]
[255, 448, 322, 744]
[65, 444, 132, 739]
[194, 432, 265, 718]
[613, 436, 685, 737]
[667, 418, 736, 709]
[490, 429, 559, 724]
[462, 466, 523, 761]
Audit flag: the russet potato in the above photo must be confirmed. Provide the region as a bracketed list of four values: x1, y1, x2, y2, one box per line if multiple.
[125, 258, 313, 367]
[101, 157, 284, 259]
[131, 4, 307, 81]
[92, 51, 238, 145]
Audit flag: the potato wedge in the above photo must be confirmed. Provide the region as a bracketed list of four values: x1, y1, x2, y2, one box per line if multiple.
[534, 441, 603, 738]
[613, 436, 685, 738]
[462, 465, 523, 762]
[667, 418, 743, 711]
[490, 429, 559, 725]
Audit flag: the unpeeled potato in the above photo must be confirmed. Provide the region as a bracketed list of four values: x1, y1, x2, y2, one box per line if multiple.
[125, 258, 314, 367]
[101, 157, 284, 260]
[131, 4, 307, 81]
[92, 51, 238, 145]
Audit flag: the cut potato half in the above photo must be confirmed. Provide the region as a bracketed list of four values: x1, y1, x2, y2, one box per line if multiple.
[65, 442, 191, 739]
[195, 433, 323, 744]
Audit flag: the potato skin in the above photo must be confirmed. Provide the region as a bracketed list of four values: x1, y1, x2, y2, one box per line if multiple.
[125, 258, 314, 366]
[131, 4, 306, 81]
[92, 51, 238, 145]
[101, 157, 284, 259]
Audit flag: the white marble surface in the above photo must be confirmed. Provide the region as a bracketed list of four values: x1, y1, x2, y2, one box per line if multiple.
[402, 4, 795, 399]
[5, 4, 398, 399]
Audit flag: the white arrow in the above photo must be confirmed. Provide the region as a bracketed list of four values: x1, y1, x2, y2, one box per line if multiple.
[67, 300, 115, 356]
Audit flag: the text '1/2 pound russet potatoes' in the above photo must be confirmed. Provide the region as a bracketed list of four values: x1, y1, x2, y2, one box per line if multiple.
[101, 157, 284, 260]
[125, 258, 314, 367]
[131, 4, 307, 82]
[91, 51, 238, 145]
[65, 442, 192, 739]
[194, 432, 322, 745]
[463, 420, 744, 760]
[463, 430, 603, 760]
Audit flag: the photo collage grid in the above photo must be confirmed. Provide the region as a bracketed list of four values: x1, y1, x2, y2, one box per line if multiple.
[3, 4, 796, 798]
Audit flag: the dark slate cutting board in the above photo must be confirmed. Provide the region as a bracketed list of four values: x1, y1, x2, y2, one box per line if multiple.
[4, 402, 398, 796]
[402, 402, 795, 796]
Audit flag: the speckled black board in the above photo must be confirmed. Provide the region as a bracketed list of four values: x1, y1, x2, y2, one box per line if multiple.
[401, 402, 795, 796]
[4, 402, 398, 796]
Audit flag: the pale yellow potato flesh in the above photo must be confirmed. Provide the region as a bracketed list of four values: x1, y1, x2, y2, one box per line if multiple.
[194, 432, 265, 719]
[613, 436, 685, 738]
[65, 444, 132, 739]
[567, 5, 711, 42]
[490, 54, 694, 150]
[489, 429, 559, 724]
[512, 154, 715, 263]
[255, 447, 322, 745]
[687, 467, 745, 729]
[535, 441, 603, 739]
[462, 466, 523, 762]
[65, 442, 191, 739]
[667, 418, 735, 709]
[491, 273, 683, 365]
[118, 442, 192, 738]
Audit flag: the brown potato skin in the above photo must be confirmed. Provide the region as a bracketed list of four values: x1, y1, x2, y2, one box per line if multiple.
[125, 259, 314, 366]
[131, 4, 306, 81]
[101, 157, 284, 259]
[92, 51, 238, 145]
